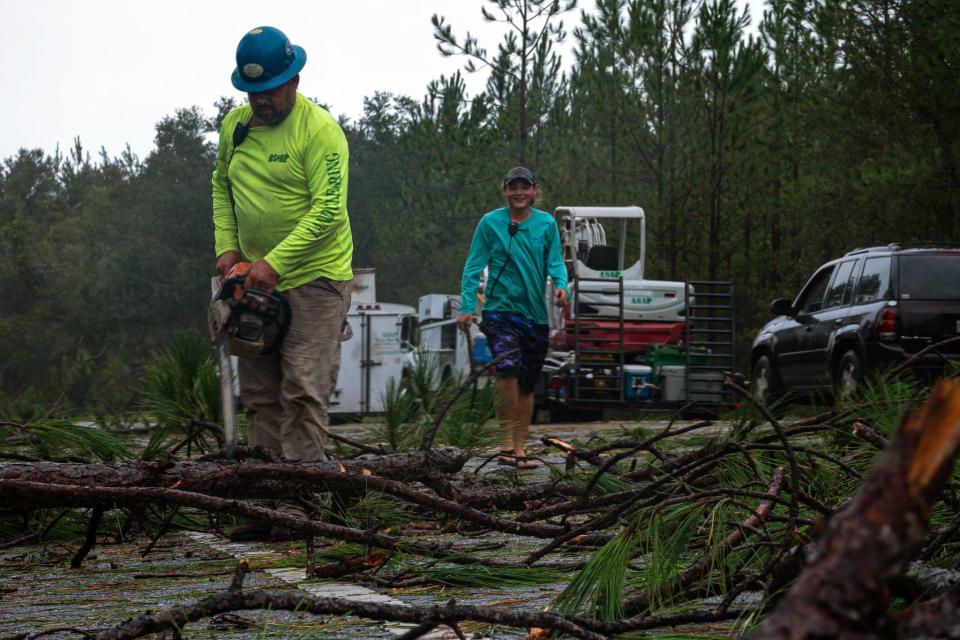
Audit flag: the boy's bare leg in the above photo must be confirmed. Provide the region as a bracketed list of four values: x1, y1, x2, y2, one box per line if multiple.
[497, 376, 520, 453]
[513, 389, 535, 458]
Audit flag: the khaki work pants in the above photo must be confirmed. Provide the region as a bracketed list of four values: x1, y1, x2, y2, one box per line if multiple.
[238, 277, 352, 463]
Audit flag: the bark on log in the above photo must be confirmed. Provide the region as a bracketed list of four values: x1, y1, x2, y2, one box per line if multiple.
[430, 477, 578, 510]
[748, 379, 960, 640]
[0, 480, 577, 569]
[312, 551, 388, 578]
[0, 447, 466, 506]
[0, 459, 565, 540]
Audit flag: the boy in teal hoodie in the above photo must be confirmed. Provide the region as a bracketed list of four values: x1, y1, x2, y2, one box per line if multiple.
[458, 167, 569, 468]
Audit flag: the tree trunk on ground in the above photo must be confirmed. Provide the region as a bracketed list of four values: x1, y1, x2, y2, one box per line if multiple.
[748, 379, 960, 640]
[0, 447, 466, 506]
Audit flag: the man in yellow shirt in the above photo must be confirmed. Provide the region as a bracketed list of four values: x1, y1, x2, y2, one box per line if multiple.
[211, 27, 353, 538]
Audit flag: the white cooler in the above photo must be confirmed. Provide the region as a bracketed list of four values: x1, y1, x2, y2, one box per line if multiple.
[660, 365, 687, 402]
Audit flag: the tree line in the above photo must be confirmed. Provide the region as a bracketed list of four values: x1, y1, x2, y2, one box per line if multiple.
[1, 0, 957, 413]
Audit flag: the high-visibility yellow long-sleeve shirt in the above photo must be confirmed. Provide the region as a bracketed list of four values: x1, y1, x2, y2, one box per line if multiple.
[212, 93, 353, 290]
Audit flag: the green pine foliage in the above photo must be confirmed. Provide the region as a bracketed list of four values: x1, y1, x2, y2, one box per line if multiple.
[405, 561, 570, 588]
[379, 377, 420, 451]
[555, 527, 642, 620]
[139, 330, 222, 458]
[0, 419, 131, 461]
[376, 347, 499, 453]
[334, 493, 418, 530]
[434, 379, 499, 454]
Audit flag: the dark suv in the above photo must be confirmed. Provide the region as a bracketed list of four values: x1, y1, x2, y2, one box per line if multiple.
[751, 245, 960, 400]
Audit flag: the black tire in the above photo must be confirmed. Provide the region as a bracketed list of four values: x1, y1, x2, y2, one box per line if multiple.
[547, 406, 604, 423]
[835, 350, 863, 401]
[751, 355, 779, 404]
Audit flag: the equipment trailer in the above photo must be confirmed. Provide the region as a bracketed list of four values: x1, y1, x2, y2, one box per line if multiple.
[540, 206, 737, 419]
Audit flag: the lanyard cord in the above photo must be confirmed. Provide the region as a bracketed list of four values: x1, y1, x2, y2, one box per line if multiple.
[486, 234, 515, 301]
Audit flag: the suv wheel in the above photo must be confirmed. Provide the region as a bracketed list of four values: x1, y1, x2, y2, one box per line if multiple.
[752, 355, 778, 403]
[835, 350, 863, 400]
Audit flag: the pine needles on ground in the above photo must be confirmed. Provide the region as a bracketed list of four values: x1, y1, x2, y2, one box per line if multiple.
[404, 562, 570, 588]
[0, 419, 131, 461]
[334, 493, 418, 530]
[554, 528, 642, 620]
[556, 466, 635, 495]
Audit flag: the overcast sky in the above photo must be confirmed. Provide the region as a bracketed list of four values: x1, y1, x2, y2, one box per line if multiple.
[4, 0, 607, 162]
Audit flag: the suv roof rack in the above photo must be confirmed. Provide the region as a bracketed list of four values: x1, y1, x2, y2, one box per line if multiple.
[888, 242, 960, 251]
[844, 245, 895, 256]
[844, 242, 960, 256]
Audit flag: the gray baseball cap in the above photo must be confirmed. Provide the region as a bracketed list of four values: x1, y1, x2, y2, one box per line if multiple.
[503, 166, 537, 185]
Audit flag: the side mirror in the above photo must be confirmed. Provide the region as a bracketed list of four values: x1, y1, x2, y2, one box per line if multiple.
[770, 298, 795, 317]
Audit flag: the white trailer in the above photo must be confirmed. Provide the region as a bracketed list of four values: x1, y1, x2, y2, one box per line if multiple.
[330, 269, 417, 417]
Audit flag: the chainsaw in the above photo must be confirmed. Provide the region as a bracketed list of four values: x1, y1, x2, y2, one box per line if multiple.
[208, 262, 291, 457]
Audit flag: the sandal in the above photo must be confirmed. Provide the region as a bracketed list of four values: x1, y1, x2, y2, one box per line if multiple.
[498, 450, 539, 469]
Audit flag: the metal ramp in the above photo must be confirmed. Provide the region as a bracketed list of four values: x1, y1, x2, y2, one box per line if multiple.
[571, 276, 625, 404]
[684, 280, 736, 407]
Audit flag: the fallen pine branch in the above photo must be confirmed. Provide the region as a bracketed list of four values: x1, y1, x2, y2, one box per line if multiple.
[624, 466, 786, 615]
[91, 569, 612, 640]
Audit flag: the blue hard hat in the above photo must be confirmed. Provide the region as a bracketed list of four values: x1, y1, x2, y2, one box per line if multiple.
[231, 26, 306, 93]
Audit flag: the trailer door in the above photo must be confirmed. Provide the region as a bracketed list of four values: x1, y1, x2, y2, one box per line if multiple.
[363, 314, 407, 413]
[332, 312, 364, 415]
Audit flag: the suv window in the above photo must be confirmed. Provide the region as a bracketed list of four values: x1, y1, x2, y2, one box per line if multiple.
[797, 266, 834, 314]
[825, 260, 857, 309]
[856, 256, 892, 303]
[900, 254, 960, 301]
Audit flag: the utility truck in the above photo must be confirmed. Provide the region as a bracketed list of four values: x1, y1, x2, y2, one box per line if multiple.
[411, 293, 492, 381]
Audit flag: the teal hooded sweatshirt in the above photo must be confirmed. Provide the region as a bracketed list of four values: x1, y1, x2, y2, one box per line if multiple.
[460, 207, 568, 325]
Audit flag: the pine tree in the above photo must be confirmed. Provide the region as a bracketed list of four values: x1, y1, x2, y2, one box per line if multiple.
[432, 0, 577, 162]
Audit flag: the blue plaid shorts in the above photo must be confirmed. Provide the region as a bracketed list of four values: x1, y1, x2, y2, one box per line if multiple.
[480, 311, 549, 392]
